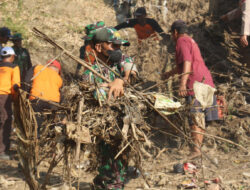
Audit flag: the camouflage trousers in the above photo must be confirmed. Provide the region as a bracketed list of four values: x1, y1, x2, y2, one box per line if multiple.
[93, 141, 126, 190]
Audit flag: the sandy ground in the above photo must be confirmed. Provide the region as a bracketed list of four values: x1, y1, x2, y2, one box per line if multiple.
[1, 132, 250, 190]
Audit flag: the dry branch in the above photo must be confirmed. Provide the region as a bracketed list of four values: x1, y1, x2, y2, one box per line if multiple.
[194, 131, 249, 153]
[75, 98, 84, 162]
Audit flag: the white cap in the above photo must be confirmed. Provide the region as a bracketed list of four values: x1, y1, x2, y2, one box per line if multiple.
[1, 47, 16, 56]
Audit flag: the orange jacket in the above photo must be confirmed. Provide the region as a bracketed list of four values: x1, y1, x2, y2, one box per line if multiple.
[29, 65, 62, 103]
[0, 62, 20, 95]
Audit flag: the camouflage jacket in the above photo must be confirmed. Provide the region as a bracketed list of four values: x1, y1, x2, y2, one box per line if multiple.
[82, 54, 137, 84]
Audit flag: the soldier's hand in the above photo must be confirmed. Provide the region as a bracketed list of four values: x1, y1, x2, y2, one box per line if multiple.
[107, 79, 124, 100]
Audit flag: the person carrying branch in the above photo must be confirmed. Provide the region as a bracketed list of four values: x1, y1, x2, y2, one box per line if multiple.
[82, 27, 137, 189]
[0, 47, 20, 160]
[162, 20, 219, 159]
[114, 7, 168, 42]
[82, 27, 138, 100]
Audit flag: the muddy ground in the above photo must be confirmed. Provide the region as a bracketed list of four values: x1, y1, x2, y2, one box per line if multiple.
[0, 0, 250, 189]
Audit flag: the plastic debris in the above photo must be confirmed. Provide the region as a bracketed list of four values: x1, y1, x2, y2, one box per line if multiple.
[183, 163, 197, 174]
[181, 179, 197, 189]
[204, 177, 221, 184]
[153, 94, 181, 115]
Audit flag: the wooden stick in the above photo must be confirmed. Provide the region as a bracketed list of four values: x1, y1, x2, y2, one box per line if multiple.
[32, 28, 111, 83]
[194, 131, 249, 152]
[31, 51, 64, 81]
[75, 98, 84, 162]
[114, 141, 131, 160]
[131, 123, 139, 141]
[141, 72, 192, 92]
[155, 148, 167, 159]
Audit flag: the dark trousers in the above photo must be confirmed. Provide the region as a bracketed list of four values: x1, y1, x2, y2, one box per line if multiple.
[0, 95, 12, 154]
[30, 99, 59, 129]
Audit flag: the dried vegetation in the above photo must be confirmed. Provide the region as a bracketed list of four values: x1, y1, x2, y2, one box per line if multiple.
[1, 0, 250, 189]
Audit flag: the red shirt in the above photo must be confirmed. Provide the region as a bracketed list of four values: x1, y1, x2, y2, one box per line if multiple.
[134, 23, 157, 40]
[175, 36, 214, 95]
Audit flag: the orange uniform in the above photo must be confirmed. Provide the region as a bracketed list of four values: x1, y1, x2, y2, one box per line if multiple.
[29, 65, 62, 103]
[0, 62, 20, 95]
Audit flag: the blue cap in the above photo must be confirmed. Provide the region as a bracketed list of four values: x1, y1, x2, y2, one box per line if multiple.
[0, 27, 12, 38]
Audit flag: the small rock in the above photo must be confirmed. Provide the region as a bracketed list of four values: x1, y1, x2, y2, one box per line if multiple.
[242, 172, 250, 178]
[143, 182, 150, 189]
[157, 177, 167, 186]
[213, 158, 219, 165]
[206, 184, 220, 190]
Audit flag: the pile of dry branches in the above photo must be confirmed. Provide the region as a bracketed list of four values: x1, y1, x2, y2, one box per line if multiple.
[13, 26, 250, 190]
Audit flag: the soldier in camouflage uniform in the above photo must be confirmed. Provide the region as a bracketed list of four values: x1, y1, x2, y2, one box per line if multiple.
[82, 27, 137, 100]
[82, 27, 137, 189]
[11, 33, 32, 82]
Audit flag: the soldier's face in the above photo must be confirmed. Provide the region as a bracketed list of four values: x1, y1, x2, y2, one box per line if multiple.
[101, 42, 121, 57]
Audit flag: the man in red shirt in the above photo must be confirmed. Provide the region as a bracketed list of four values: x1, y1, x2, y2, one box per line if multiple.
[162, 20, 218, 158]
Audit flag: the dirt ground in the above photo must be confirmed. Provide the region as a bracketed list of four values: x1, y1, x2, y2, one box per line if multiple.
[0, 130, 250, 190]
[0, 0, 250, 189]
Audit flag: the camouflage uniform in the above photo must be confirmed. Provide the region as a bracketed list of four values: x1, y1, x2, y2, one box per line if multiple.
[93, 141, 126, 190]
[11, 33, 32, 81]
[82, 28, 136, 190]
[82, 54, 135, 84]
[82, 27, 137, 100]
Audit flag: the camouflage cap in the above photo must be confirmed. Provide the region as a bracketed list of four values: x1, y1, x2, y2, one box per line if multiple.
[11, 33, 23, 41]
[93, 27, 130, 46]
[82, 21, 105, 41]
